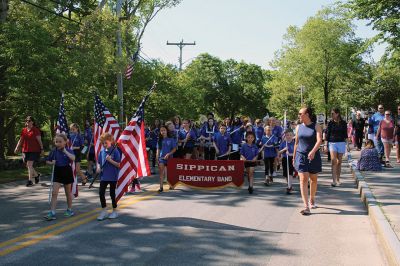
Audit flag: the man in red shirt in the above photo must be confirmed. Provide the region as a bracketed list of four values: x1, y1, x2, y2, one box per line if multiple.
[14, 116, 44, 186]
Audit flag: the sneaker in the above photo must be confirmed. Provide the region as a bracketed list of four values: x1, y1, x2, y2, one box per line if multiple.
[44, 211, 56, 221]
[26, 180, 33, 187]
[34, 174, 41, 184]
[108, 211, 118, 219]
[127, 187, 136, 194]
[64, 209, 75, 217]
[286, 187, 293, 194]
[264, 179, 270, 186]
[135, 186, 142, 192]
[158, 187, 163, 193]
[97, 210, 108, 221]
[272, 172, 277, 177]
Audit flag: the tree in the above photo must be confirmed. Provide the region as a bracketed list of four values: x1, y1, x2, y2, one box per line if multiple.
[268, 6, 365, 119]
[347, 0, 400, 52]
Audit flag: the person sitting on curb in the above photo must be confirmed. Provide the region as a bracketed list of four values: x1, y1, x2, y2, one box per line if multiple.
[356, 140, 382, 171]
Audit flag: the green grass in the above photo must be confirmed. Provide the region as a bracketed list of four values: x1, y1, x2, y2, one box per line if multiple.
[0, 160, 89, 184]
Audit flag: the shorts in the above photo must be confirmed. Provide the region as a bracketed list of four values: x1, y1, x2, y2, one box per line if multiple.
[53, 165, 74, 184]
[244, 161, 257, 168]
[88, 152, 95, 162]
[328, 142, 346, 154]
[158, 158, 168, 165]
[294, 151, 322, 174]
[73, 149, 82, 162]
[381, 138, 393, 144]
[22, 152, 40, 163]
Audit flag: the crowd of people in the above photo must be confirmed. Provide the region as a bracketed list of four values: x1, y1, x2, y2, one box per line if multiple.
[13, 103, 400, 219]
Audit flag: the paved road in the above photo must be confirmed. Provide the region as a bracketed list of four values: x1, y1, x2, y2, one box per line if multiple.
[0, 158, 388, 265]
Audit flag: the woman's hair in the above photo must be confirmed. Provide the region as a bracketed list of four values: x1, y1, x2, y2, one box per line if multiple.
[304, 107, 317, 123]
[365, 139, 375, 149]
[331, 107, 343, 122]
[245, 131, 255, 144]
[55, 133, 68, 142]
[158, 125, 170, 148]
[173, 116, 181, 126]
[100, 132, 115, 144]
[70, 123, 80, 133]
[25, 116, 36, 127]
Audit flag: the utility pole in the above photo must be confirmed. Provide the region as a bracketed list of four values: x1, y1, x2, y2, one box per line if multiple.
[166, 39, 196, 71]
[116, 0, 124, 123]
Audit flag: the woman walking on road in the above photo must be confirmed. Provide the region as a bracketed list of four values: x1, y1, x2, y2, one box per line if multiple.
[14, 116, 44, 187]
[325, 108, 349, 187]
[293, 107, 322, 215]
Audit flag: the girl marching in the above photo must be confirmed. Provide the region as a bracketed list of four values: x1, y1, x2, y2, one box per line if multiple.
[69, 123, 88, 185]
[179, 119, 197, 159]
[44, 134, 76, 221]
[199, 118, 218, 160]
[214, 124, 232, 160]
[278, 129, 295, 194]
[96, 133, 121, 221]
[262, 126, 279, 185]
[157, 125, 177, 192]
[240, 132, 259, 194]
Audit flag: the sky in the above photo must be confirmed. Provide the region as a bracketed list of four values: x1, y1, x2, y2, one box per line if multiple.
[141, 0, 386, 69]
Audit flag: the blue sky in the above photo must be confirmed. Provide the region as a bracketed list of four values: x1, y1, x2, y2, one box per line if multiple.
[141, 0, 386, 69]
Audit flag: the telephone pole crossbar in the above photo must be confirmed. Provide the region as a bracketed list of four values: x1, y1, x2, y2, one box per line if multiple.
[167, 39, 196, 71]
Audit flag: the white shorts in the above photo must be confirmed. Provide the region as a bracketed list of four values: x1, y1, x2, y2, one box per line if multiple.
[381, 138, 393, 144]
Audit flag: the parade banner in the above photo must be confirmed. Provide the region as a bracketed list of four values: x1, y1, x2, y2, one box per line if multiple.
[167, 159, 244, 189]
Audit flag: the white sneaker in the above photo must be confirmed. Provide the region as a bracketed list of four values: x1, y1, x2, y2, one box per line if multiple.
[272, 172, 277, 177]
[108, 211, 118, 219]
[97, 210, 108, 221]
[309, 201, 317, 209]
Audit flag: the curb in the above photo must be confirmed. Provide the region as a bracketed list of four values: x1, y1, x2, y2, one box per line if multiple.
[347, 156, 400, 266]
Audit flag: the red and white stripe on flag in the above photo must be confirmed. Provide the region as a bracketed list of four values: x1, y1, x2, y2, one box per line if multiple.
[125, 64, 133, 80]
[94, 110, 120, 161]
[116, 117, 150, 202]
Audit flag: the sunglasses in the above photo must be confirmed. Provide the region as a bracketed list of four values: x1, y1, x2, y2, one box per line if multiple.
[25, 120, 32, 122]
[378, 107, 384, 109]
[385, 114, 390, 116]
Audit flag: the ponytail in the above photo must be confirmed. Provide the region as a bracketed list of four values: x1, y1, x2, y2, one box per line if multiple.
[305, 107, 317, 123]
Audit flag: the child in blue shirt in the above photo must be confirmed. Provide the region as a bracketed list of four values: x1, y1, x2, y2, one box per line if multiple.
[157, 125, 177, 192]
[240, 132, 259, 194]
[44, 134, 76, 221]
[179, 119, 197, 159]
[262, 126, 279, 185]
[69, 123, 87, 185]
[279, 130, 295, 194]
[214, 124, 232, 160]
[96, 133, 121, 221]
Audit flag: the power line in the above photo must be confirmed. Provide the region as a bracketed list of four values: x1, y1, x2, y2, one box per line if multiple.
[166, 39, 196, 71]
[20, 0, 81, 24]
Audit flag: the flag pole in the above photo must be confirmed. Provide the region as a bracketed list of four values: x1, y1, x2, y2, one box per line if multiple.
[284, 110, 290, 188]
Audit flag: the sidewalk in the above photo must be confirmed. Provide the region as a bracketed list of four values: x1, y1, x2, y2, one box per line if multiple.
[350, 149, 400, 241]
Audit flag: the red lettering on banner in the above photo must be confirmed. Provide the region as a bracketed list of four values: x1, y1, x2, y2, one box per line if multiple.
[167, 159, 244, 189]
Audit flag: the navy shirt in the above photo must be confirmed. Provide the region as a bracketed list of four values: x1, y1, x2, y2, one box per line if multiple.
[47, 148, 74, 167]
[157, 137, 177, 159]
[84, 128, 95, 154]
[240, 143, 259, 160]
[297, 123, 317, 154]
[261, 135, 279, 158]
[98, 147, 121, 182]
[254, 126, 264, 144]
[178, 128, 197, 148]
[69, 133, 84, 148]
[230, 125, 243, 145]
[279, 140, 295, 156]
[272, 126, 283, 141]
[326, 120, 348, 142]
[214, 132, 231, 155]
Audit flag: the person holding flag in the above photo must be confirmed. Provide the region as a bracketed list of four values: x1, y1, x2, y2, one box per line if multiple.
[156, 125, 177, 192]
[44, 133, 76, 221]
[96, 133, 121, 221]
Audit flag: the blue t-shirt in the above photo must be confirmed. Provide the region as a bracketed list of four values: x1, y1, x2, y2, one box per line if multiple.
[272, 126, 283, 141]
[179, 128, 197, 148]
[69, 133, 84, 148]
[84, 128, 95, 154]
[371, 112, 384, 134]
[47, 148, 74, 167]
[98, 147, 121, 182]
[157, 137, 177, 159]
[367, 117, 374, 134]
[240, 143, 259, 160]
[262, 135, 278, 158]
[214, 132, 231, 155]
[254, 126, 264, 144]
[148, 128, 159, 149]
[279, 140, 295, 156]
[230, 125, 243, 144]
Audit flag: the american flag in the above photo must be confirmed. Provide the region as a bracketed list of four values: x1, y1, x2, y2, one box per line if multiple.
[94, 95, 120, 161]
[56, 94, 78, 197]
[125, 49, 139, 80]
[116, 83, 155, 202]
